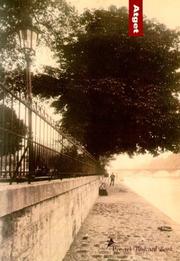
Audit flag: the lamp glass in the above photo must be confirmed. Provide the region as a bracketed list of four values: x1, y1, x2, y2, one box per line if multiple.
[18, 28, 38, 51]
[31, 30, 38, 50]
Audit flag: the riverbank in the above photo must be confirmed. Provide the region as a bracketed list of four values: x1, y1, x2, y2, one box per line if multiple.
[63, 183, 180, 261]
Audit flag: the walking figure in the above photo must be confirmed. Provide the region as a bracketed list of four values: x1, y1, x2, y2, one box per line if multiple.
[110, 173, 115, 186]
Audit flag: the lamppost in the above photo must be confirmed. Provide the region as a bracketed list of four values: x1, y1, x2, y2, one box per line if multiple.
[17, 24, 39, 183]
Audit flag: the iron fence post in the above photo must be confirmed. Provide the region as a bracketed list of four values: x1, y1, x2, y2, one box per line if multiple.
[26, 53, 33, 183]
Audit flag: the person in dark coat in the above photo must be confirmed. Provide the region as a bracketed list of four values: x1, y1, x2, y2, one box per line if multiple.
[110, 173, 115, 186]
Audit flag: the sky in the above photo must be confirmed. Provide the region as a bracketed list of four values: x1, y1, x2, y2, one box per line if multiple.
[36, 0, 180, 171]
[68, 0, 180, 29]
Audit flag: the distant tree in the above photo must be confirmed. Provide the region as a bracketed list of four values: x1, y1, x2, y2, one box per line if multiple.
[0, 104, 27, 156]
[33, 7, 180, 158]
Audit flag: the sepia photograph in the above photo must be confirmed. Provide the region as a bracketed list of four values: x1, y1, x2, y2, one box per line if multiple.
[0, 0, 180, 260]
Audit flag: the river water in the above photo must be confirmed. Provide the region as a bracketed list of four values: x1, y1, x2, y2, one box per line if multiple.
[117, 170, 180, 224]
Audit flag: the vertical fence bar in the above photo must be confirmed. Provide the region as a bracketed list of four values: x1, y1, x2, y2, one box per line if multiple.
[23, 100, 27, 178]
[26, 55, 33, 183]
[4, 93, 8, 179]
[1, 90, 5, 178]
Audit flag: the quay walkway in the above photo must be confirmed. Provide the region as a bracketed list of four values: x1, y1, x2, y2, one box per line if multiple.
[63, 184, 180, 261]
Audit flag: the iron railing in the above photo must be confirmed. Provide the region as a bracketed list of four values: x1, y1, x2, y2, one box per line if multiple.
[0, 83, 100, 184]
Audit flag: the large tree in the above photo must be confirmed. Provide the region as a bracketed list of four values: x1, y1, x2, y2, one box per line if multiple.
[1, 4, 180, 159]
[33, 7, 180, 158]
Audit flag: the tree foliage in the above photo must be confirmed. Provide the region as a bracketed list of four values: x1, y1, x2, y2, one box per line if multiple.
[1, 4, 180, 159]
[33, 7, 180, 158]
[0, 104, 27, 156]
[0, 0, 79, 71]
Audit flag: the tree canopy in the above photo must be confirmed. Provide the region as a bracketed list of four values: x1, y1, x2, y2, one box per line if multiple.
[0, 0, 79, 72]
[1, 4, 180, 159]
[33, 7, 180, 158]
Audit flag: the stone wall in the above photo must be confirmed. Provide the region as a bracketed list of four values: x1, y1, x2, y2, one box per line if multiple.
[0, 176, 100, 261]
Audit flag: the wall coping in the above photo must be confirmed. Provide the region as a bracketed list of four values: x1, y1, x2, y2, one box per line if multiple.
[0, 176, 100, 218]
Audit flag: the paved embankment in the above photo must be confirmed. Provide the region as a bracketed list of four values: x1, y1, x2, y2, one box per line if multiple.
[63, 183, 180, 261]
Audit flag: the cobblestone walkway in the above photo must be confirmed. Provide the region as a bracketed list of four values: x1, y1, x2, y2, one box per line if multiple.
[63, 184, 180, 261]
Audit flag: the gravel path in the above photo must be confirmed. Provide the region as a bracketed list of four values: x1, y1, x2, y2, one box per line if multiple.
[63, 184, 180, 261]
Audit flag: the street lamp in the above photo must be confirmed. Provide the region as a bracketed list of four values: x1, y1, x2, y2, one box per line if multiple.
[17, 24, 39, 183]
[18, 27, 38, 51]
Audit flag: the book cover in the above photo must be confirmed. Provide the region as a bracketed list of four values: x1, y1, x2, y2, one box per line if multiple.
[0, 0, 180, 260]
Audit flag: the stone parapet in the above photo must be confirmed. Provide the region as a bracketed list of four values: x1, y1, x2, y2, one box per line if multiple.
[0, 176, 100, 261]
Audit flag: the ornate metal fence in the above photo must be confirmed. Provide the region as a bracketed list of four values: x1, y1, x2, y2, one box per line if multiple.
[0, 84, 100, 184]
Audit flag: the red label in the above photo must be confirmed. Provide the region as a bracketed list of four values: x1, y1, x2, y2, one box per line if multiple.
[129, 0, 143, 37]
